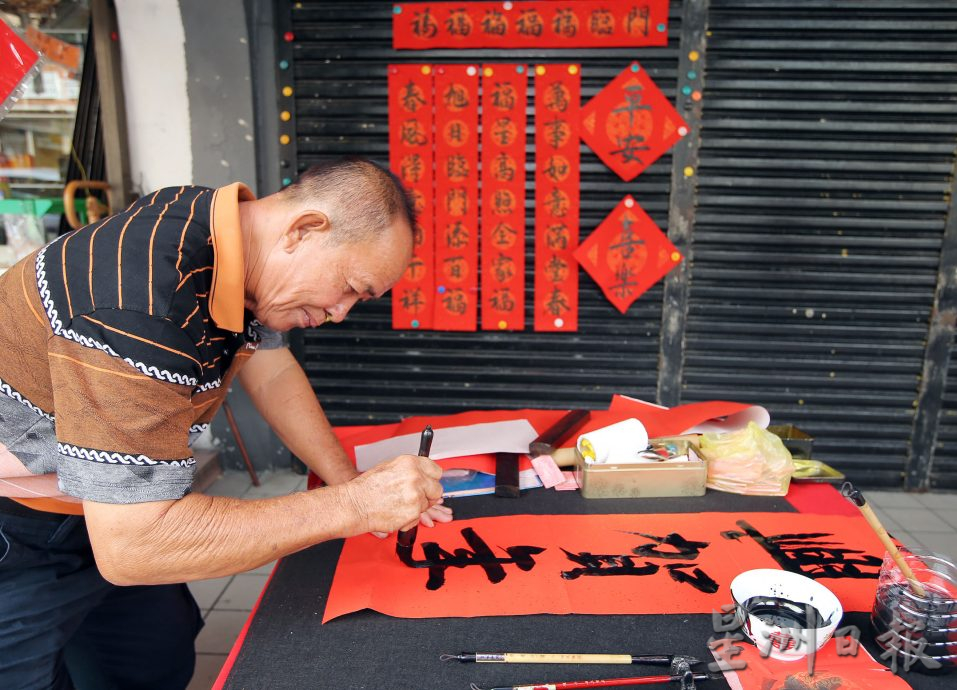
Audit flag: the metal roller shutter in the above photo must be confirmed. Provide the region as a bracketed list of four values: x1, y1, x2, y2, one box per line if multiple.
[683, 0, 957, 487]
[269, 0, 957, 488]
[282, 0, 688, 422]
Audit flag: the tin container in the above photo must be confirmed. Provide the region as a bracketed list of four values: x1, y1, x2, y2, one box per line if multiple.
[767, 424, 814, 459]
[791, 459, 846, 484]
[574, 440, 707, 499]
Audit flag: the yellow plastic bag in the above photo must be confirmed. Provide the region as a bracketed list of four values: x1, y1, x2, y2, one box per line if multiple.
[699, 422, 794, 496]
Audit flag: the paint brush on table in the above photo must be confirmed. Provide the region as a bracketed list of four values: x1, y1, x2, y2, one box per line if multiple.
[443, 653, 695, 667]
[465, 655, 713, 690]
[840, 481, 927, 597]
[469, 672, 714, 690]
[395, 425, 434, 564]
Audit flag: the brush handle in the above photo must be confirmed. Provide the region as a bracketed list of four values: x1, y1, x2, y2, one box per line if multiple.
[487, 675, 704, 690]
[479, 653, 634, 664]
[858, 503, 928, 597]
[396, 426, 435, 561]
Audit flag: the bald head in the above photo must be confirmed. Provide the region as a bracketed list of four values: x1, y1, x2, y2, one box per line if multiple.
[279, 157, 415, 245]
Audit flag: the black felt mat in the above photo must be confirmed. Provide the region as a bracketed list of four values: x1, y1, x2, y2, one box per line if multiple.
[221, 490, 952, 689]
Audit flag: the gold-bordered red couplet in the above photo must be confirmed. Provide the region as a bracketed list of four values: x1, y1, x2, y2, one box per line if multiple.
[534, 64, 580, 332]
[580, 61, 688, 182]
[574, 195, 682, 313]
[389, 64, 435, 330]
[433, 64, 479, 331]
[393, 1, 669, 50]
[481, 64, 527, 331]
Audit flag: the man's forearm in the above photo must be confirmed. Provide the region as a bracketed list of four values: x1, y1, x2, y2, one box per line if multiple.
[239, 347, 358, 485]
[85, 486, 362, 585]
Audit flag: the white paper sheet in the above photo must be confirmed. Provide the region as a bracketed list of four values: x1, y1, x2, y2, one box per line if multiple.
[354, 419, 538, 471]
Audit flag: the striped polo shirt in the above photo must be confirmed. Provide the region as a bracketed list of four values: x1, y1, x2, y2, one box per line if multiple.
[0, 183, 281, 514]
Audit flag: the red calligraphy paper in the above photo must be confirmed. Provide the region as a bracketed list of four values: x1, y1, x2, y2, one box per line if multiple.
[607, 395, 768, 437]
[433, 64, 479, 330]
[574, 195, 682, 313]
[389, 64, 436, 329]
[534, 64, 580, 332]
[715, 637, 913, 690]
[332, 402, 770, 466]
[393, 1, 669, 50]
[581, 61, 688, 182]
[323, 512, 886, 622]
[481, 64, 527, 331]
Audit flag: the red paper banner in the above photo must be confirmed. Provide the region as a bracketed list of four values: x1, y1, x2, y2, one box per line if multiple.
[433, 64, 480, 330]
[389, 64, 436, 329]
[0, 19, 40, 118]
[574, 195, 682, 313]
[324, 512, 885, 622]
[481, 64, 527, 331]
[716, 636, 913, 690]
[581, 61, 688, 182]
[393, 1, 669, 50]
[534, 64, 580, 332]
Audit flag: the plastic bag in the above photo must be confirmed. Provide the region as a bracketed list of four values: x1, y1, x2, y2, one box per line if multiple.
[699, 421, 794, 496]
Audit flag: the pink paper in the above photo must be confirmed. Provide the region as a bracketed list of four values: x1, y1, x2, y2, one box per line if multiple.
[555, 471, 579, 491]
[531, 454, 565, 488]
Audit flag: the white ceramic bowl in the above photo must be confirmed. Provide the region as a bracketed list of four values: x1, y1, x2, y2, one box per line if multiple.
[730, 569, 843, 661]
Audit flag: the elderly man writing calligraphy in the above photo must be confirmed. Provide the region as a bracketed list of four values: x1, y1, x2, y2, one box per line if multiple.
[0, 158, 450, 689]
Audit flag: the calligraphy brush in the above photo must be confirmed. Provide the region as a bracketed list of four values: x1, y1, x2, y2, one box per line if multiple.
[468, 672, 716, 690]
[443, 653, 676, 665]
[840, 481, 927, 597]
[396, 425, 434, 563]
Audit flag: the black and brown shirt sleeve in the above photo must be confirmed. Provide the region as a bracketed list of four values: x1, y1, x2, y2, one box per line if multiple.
[0, 183, 261, 506]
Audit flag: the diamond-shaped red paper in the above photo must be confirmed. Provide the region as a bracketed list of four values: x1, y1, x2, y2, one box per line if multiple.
[580, 61, 687, 182]
[574, 195, 682, 313]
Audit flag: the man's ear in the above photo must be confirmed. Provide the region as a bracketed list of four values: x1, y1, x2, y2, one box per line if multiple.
[281, 211, 331, 252]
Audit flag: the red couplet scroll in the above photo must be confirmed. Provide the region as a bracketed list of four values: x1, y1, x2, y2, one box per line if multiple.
[323, 512, 887, 622]
[389, 64, 436, 330]
[393, 1, 670, 50]
[433, 64, 480, 331]
[534, 64, 580, 332]
[481, 64, 527, 331]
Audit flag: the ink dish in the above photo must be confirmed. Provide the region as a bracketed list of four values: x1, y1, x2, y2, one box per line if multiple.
[730, 569, 843, 661]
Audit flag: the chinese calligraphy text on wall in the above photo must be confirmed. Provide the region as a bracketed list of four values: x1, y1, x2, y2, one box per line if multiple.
[393, 1, 669, 50]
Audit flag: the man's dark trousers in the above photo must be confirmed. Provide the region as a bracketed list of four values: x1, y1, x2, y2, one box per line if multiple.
[0, 498, 204, 689]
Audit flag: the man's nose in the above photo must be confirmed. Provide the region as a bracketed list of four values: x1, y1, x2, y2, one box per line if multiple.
[329, 294, 360, 322]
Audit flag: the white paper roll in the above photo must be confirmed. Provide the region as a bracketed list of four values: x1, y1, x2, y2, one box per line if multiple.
[577, 418, 649, 464]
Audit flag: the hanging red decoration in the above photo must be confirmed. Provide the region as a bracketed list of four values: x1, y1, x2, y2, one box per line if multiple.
[481, 64, 527, 331]
[389, 64, 436, 330]
[534, 64, 580, 332]
[393, 1, 669, 50]
[0, 19, 41, 120]
[433, 64, 480, 331]
[580, 61, 688, 182]
[574, 195, 682, 313]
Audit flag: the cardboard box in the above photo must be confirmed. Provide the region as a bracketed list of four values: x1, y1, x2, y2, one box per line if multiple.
[574, 440, 707, 499]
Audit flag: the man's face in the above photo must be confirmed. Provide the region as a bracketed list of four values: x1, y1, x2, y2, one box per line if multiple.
[250, 218, 413, 332]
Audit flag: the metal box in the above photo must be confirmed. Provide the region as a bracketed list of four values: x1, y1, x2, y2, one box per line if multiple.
[574, 441, 707, 499]
[767, 424, 814, 459]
